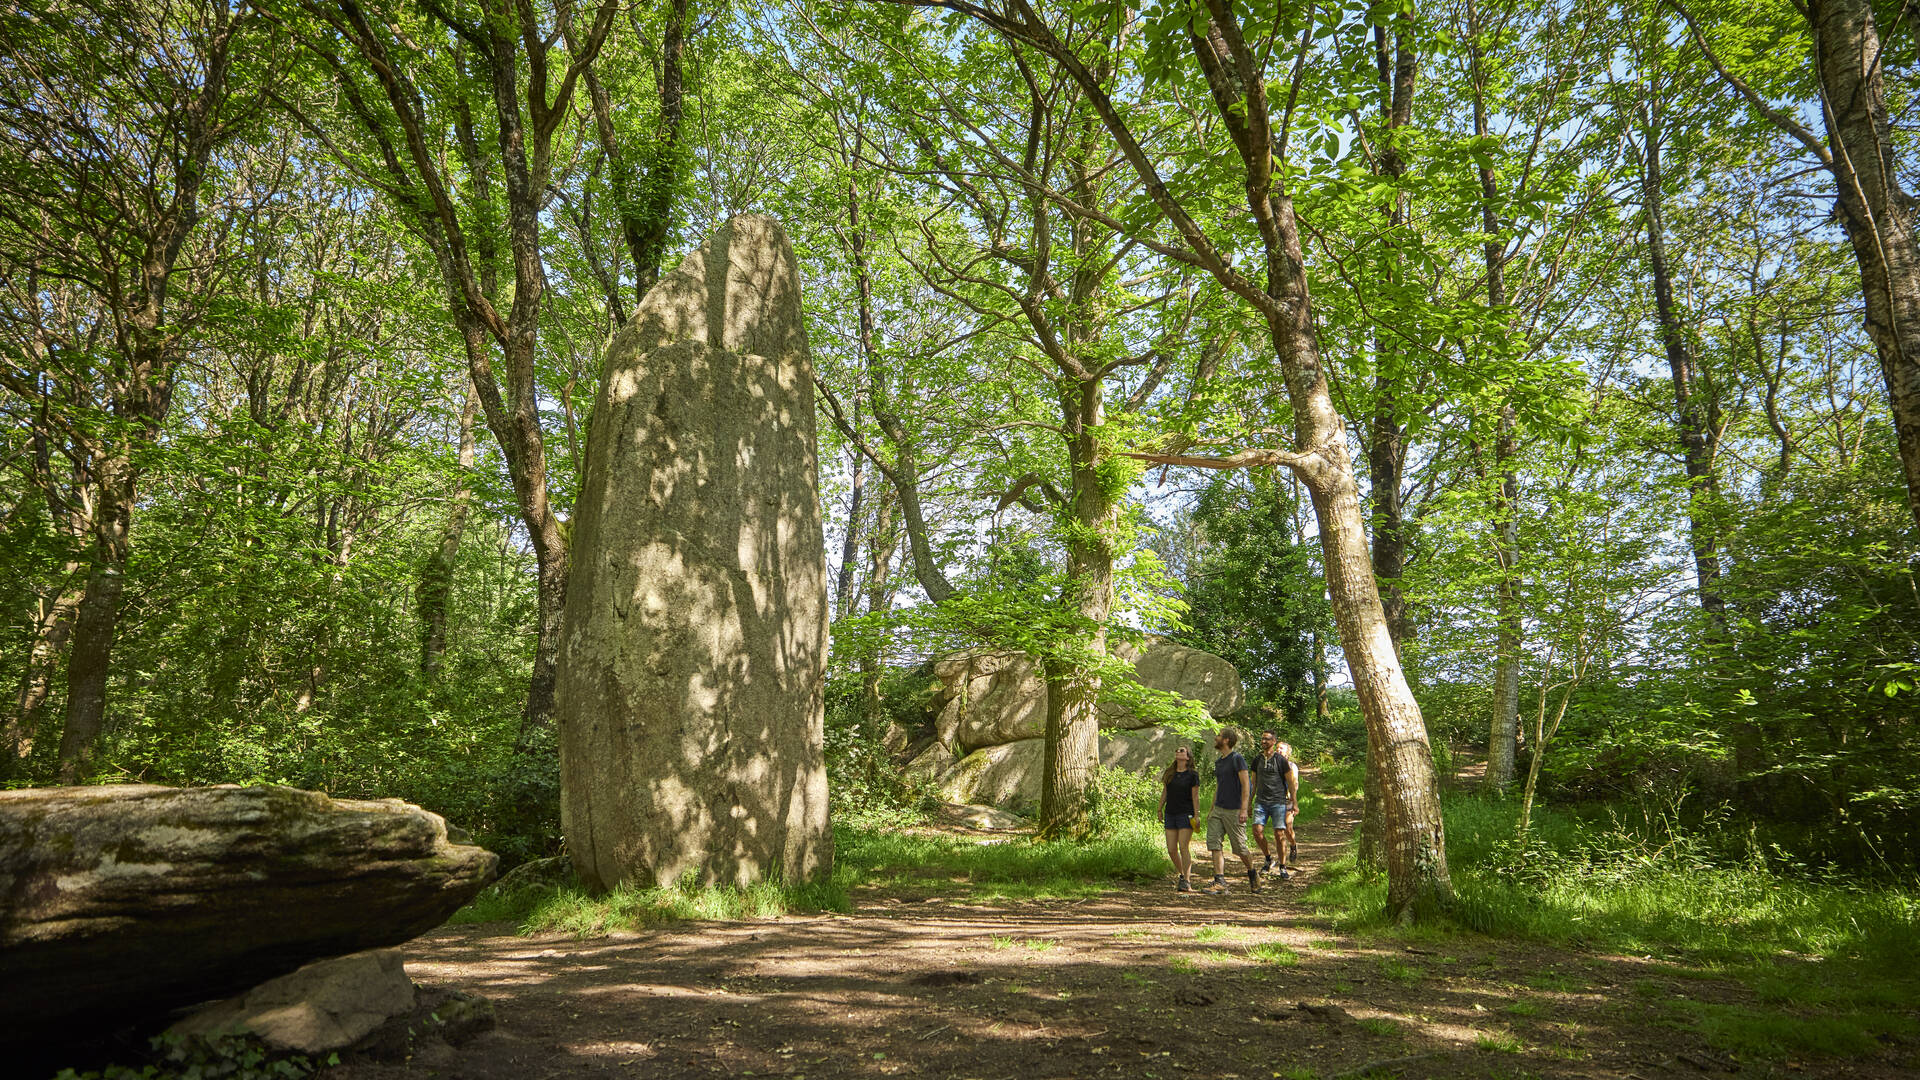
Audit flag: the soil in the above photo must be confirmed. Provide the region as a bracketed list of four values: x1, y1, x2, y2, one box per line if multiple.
[328, 780, 1919, 1080]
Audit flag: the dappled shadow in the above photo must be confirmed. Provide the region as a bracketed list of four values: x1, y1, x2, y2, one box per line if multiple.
[316, 787, 1918, 1080]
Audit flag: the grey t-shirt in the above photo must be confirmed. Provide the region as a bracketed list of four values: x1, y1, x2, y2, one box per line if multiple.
[1254, 751, 1293, 805]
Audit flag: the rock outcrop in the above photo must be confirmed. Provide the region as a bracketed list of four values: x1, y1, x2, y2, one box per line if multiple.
[557, 213, 831, 893]
[170, 949, 495, 1062]
[923, 726, 1198, 812]
[928, 641, 1241, 753]
[169, 950, 418, 1054]
[1121, 640, 1242, 719]
[0, 784, 497, 1044]
[902, 640, 1237, 814]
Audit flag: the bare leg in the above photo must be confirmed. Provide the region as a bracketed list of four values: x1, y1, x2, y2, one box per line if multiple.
[1178, 830, 1193, 878]
[1252, 822, 1272, 859]
[1211, 846, 1226, 879]
[1165, 829, 1180, 876]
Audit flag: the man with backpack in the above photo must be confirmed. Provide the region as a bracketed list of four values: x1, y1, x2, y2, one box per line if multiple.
[1252, 730, 1298, 878]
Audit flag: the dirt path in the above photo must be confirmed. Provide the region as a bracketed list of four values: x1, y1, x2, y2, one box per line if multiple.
[329, 788, 1910, 1080]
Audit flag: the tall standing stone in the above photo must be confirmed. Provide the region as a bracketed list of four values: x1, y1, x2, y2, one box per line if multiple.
[557, 214, 831, 892]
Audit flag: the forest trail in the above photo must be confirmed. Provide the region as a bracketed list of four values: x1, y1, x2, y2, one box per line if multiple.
[329, 782, 1893, 1080]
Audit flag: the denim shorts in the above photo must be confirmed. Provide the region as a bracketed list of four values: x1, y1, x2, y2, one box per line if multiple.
[1251, 800, 1290, 826]
[1164, 812, 1195, 831]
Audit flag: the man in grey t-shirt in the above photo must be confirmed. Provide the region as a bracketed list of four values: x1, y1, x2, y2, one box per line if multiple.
[1203, 727, 1260, 894]
[1251, 730, 1297, 878]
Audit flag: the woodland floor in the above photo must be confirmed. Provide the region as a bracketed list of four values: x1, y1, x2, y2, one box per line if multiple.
[329, 781, 1920, 1080]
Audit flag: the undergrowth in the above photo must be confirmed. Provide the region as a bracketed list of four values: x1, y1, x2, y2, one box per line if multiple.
[452, 767, 1177, 931]
[1306, 788, 1920, 1060]
[450, 758, 1359, 934]
[451, 873, 852, 934]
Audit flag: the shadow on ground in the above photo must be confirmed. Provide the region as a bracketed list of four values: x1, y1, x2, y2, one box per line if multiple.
[323, 791, 1918, 1080]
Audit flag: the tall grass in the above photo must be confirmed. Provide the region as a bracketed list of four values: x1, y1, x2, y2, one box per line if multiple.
[452, 767, 1178, 931]
[839, 815, 1167, 899]
[1306, 789, 1920, 1058]
[1313, 792, 1919, 965]
[1442, 797, 1920, 970]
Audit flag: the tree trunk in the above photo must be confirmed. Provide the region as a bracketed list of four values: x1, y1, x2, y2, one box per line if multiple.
[1365, 22, 1418, 655]
[1359, 730, 1388, 868]
[1808, 0, 1920, 534]
[838, 163, 955, 607]
[4, 581, 82, 775]
[579, 0, 693, 297]
[835, 453, 867, 619]
[1269, 204, 1451, 919]
[1040, 652, 1103, 836]
[1467, 0, 1522, 791]
[1039, 376, 1114, 840]
[1487, 407, 1522, 789]
[859, 491, 899, 731]
[56, 466, 133, 784]
[1641, 116, 1727, 633]
[1359, 20, 1418, 868]
[1297, 403, 1451, 918]
[833, 173, 879, 620]
[454, 315, 571, 741]
[419, 382, 478, 678]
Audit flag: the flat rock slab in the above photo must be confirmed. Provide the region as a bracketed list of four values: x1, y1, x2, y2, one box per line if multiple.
[0, 784, 497, 1043]
[170, 949, 418, 1054]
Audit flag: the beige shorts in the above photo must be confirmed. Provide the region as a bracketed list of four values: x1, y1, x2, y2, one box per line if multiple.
[1205, 805, 1248, 855]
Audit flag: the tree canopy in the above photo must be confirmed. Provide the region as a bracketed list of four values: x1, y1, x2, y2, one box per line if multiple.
[2, 0, 1916, 901]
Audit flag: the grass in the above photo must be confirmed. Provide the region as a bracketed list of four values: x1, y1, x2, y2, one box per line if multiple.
[1378, 958, 1423, 985]
[449, 872, 848, 933]
[454, 806, 1172, 934]
[1194, 924, 1231, 942]
[1301, 780, 1920, 1061]
[1356, 1017, 1401, 1036]
[1475, 1031, 1524, 1053]
[836, 816, 1165, 901]
[1526, 973, 1581, 993]
[1246, 941, 1300, 965]
[1687, 1001, 1912, 1058]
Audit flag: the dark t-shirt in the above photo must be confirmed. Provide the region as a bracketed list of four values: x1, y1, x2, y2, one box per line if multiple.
[1255, 751, 1293, 804]
[1213, 751, 1249, 810]
[1164, 769, 1200, 818]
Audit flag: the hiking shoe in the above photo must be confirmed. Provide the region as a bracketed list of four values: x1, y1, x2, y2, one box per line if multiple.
[1205, 876, 1228, 895]
[1177, 876, 1191, 893]
[1275, 866, 1292, 881]
[1288, 844, 1299, 864]
[1248, 867, 1261, 894]
[1261, 855, 1275, 874]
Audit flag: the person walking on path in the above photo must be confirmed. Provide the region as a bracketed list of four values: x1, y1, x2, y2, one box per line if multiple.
[1279, 740, 1301, 866]
[1159, 745, 1201, 892]
[1251, 731, 1297, 879]
[1204, 727, 1259, 895]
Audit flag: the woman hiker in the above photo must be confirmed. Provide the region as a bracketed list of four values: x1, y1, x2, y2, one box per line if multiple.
[1159, 745, 1202, 893]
